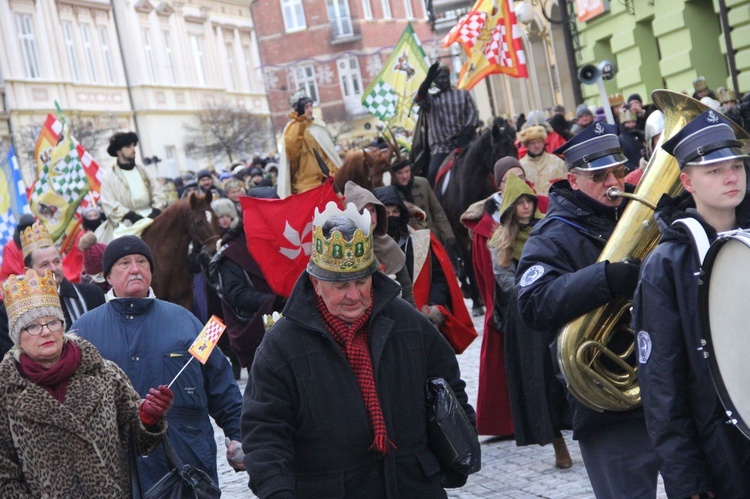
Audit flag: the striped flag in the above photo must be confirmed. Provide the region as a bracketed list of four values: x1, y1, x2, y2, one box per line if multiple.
[443, 0, 527, 90]
[361, 23, 430, 131]
[188, 315, 227, 364]
[0, 147, 31, 267]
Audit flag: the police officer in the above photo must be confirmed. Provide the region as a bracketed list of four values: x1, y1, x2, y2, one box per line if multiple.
[516, 122, 660, 498]
[633, 109, 750, 498]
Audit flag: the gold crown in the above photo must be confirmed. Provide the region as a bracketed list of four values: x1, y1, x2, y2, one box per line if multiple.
[693, 77, 708, 91]
[21, 220, 54, 258]
[608, 93, 624, 108]
[2, 269, 61, 325]
[717, 87, 736, 104]
[309, 202, 375, 278]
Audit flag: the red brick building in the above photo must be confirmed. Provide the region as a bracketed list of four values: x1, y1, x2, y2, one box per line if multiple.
[250, 0, 435, 138]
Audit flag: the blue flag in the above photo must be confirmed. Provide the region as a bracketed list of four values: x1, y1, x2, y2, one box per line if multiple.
[0, 147, 31, 266]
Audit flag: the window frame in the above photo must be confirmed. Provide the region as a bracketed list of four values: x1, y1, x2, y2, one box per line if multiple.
[337, 56, 364, 113]
[327, 0, 353, 38]
[291, 65, 319, 104]
[98, 25, 116, 84]
[190, 34, 208, 86]
[381, 0, 392, 19]
[162, 30, 177, 84]
[81, 23, 98, 83]
[281, 0, 306, 32]
[62, 21, 81, 82]
[16, 14, 42, 79]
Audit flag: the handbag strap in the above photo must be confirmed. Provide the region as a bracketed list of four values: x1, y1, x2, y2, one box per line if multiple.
[129, 427, 144, 499]
[161, 433, 186, 471]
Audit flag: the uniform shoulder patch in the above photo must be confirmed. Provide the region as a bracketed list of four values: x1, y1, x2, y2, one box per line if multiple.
[637, 330, 652, 364]
[520, 265, 545, 287]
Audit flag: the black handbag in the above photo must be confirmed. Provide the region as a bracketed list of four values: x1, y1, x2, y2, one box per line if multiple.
[425, 378, 481, 488]
[129, 431, 222, 499]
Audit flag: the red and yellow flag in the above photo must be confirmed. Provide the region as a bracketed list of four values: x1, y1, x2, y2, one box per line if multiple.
[443, 0, 527, 89]
[188, 315, 227, 364]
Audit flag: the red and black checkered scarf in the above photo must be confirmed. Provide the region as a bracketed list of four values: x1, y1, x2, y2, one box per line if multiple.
[314, 292, 395, 456]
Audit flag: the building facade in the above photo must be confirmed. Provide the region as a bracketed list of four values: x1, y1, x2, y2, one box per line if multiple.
[0, 0, 269, 182]
[251, 0, 436, 141]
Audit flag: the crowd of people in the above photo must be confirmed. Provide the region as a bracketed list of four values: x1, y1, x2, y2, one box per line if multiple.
[1, 62, 750, 498]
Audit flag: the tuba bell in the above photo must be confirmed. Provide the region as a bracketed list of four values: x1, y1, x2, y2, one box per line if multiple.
[556, 90, 750, 412]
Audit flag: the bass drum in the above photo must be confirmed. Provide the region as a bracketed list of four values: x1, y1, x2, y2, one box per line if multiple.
[699, 230, 750, 439]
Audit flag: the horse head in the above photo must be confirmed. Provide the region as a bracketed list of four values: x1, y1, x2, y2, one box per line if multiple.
[186, 191, 222, 254]
[363, 145, 397, 188]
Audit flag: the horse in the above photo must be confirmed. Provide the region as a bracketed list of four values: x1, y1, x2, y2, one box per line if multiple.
[334, 146, 396, 192]
[141, 191, 222, 311]
[434, 117, 518, 313]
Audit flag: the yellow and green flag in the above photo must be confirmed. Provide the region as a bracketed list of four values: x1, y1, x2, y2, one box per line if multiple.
[361, 23, 429, 131]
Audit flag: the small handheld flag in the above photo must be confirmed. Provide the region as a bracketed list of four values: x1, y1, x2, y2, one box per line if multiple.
[168, 316, 227, 388]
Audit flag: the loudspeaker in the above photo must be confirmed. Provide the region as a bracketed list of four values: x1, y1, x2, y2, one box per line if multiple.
[578, 64, 600, 85]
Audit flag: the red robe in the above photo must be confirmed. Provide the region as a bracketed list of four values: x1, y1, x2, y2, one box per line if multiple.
[412, 233, 477, 354]
[464, 212, 514, 436]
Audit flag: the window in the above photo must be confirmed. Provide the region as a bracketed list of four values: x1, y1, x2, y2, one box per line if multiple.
[62, 22, 80, 82]
[226, 42, 237, 90]
[142, 27, 157, 83]
[403, 0, 413, 19]
[162, 31, 176, 84]
[98, 26, 116, 84]
[16, 14, 41, 79]
[327, 0, 353, 37]
[337, 56, 364, 113]
[190, 34, 207, 86]
[381, 0, 392, 19]
[362, 0, 373, 19]
[291, 65, 318, 104]
[242, 44, 254, 90]
[81, 24, 98, 83]
[281, 0, 306, 31]
[164, 145, 178, 177]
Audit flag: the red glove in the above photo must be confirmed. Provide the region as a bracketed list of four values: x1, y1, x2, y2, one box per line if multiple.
[139, 385, 174, 427]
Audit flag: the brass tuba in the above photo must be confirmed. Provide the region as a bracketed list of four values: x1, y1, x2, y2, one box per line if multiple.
[556, 90, 750, 412]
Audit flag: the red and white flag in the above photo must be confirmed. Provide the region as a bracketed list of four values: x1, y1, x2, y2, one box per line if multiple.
[188, 315, 227, 364]
[240, 179, 340, 297]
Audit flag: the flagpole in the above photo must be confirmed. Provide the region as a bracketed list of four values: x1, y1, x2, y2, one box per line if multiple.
[167, 356, 195, 389]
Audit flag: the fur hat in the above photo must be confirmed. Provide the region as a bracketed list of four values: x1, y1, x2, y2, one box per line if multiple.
[493, 156, 524, 185]
[107, 132, 139, 157]
[211, 198, 238, 222]
[717, 87, 737, 104]
[3, 269, 65, 345]
[79, 232, 106, 280]
[102, 236, 154, 277]
[518, 125, 547, 144]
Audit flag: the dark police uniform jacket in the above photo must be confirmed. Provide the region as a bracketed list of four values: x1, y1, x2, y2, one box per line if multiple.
[515, 179, 645, 438]
[632, 191, 750, 498]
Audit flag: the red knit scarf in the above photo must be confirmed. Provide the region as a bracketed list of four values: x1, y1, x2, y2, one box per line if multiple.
[314, 292, 395, 456]
[18, 341, 82, 403]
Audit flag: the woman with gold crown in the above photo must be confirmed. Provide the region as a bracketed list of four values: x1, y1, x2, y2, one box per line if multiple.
[0, 269, 174, 496]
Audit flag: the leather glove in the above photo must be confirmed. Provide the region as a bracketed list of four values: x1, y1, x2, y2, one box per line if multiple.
[225, 438, 246, 472]
[417, 62, 441, 99]
[139, 385, 174, 427]
[605, 260, 641, 298]
[148, 208, 162, 219]
[123, 211, 144, 224]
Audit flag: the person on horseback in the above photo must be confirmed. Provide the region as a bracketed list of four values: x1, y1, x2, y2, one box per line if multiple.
[414, 63, 480, 187]
[277, 91, 341, 197]
[97, 132, 166, 244]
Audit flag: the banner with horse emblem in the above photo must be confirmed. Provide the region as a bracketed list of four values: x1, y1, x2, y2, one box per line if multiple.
[361, 23, 430, 131]
[0, 147, 31, 267]
[241, 178, 340, 297]
[443, 0, 527, 90]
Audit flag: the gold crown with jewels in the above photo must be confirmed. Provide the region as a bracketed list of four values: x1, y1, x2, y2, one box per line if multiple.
[308, 202, 376, 280]
[21, 220, 54, 258]
[3, 269, 60, 324]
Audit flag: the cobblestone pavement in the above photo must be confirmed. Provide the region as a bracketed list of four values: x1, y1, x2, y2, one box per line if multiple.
[212, 301, 666, 498]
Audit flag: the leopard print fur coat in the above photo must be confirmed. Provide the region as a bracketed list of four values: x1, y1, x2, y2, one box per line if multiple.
[0, 338, 166, 497]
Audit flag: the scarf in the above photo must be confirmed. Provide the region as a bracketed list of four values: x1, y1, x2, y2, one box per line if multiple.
[314, 292, 395, 456]
[18, 341, 82, 403]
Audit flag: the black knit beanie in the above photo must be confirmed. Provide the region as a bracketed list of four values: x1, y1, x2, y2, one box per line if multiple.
[103, 236, 155, 277]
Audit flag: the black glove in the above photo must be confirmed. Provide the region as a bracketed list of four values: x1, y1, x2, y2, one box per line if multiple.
[148, 208, 162, 219]
[605, 260, 641, 298]
[417, 62, 441, 100]
[123, 211, 143, 224]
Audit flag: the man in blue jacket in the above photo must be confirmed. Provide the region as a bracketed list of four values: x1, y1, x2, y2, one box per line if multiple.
[72, 236, 244, 490]
[516, 122, 660, 497]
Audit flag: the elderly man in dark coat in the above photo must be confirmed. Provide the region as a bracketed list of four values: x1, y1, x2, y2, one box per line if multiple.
[242, 201, 477, 497]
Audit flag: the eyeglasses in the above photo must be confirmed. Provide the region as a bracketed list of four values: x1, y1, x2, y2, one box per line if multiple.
[573, 165, 627, 183]
[22, 319, 63, 336]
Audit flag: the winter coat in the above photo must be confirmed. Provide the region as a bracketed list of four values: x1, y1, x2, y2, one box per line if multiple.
[0, 338, 166, 497]
[398, 176, 456, 246]
[632, 191, 750, 498]
[618, 127, 645, 171]
[515, 179, 645, 438]
[242, 271, 476, 498]
[281, 115, 341, 195]
[519, 152, 567, 196]
[72, 297, 242, 490]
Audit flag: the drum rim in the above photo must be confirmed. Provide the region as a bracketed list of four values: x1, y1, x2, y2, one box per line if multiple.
[699, 234, 750, 440]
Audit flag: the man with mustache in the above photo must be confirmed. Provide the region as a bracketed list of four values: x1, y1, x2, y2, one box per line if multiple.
[21, 221, 104, 327]
[71, 236, 244, 491]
